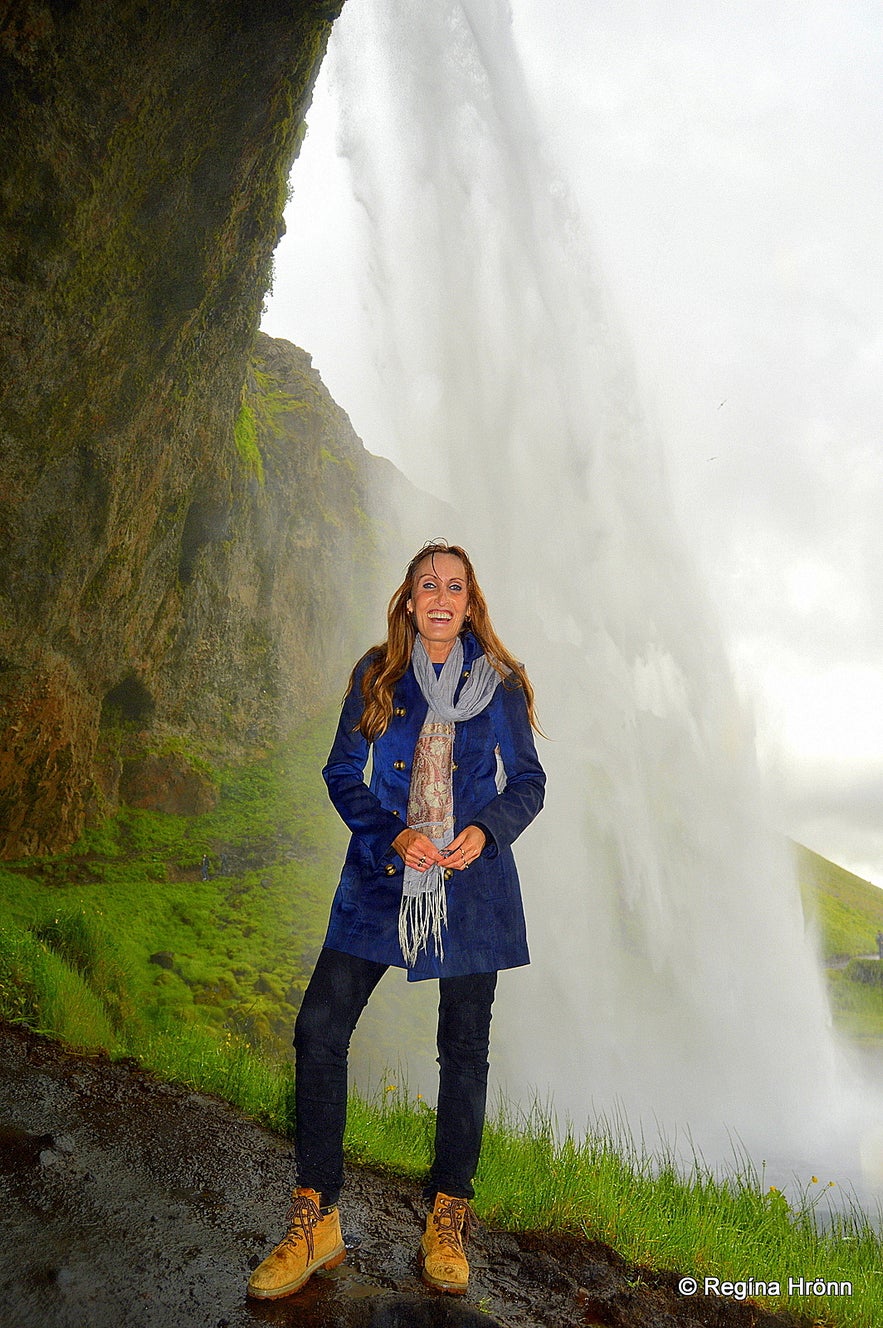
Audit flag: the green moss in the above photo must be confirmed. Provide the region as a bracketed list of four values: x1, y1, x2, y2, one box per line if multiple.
[233, 398, 265, 484]
[1, 710, 345, 1056]
[251, 378, 310, 439]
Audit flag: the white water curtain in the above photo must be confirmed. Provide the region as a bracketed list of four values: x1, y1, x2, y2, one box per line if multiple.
[326, 0, 860, 1176]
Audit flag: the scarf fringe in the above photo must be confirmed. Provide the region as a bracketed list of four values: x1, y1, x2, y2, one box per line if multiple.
[397, 638, 500, 967]
[398, 865, 448, 967]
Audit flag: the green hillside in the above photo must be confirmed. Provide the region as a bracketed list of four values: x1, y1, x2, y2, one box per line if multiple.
[794, 841, 883, 1045]
[795, 841, 883, 960]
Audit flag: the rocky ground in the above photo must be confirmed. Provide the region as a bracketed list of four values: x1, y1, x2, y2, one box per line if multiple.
[0, 1023, 806, 1328]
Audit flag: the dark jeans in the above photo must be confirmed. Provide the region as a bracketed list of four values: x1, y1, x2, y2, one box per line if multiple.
[293, 946, 497, 1207]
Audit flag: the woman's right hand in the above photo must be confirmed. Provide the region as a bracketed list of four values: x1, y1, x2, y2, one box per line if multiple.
[392, 828, 446, 872]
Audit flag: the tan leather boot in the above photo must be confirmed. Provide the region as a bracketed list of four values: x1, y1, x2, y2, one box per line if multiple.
[419, 1192, 475, 1294]
[247, 1188, 346, 1299]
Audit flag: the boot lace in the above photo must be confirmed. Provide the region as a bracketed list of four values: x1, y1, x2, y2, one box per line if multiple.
[432, 1195, 475, 1253]
[279, 1191, 322, 1262]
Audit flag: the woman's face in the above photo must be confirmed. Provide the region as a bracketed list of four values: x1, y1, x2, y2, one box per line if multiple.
[407, 553, 470, 662]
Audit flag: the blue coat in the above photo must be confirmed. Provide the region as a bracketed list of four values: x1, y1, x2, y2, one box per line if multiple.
[321, 632, 546, 980]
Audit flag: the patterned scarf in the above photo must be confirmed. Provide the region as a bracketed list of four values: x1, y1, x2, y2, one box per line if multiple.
[398, 636, 500, 966]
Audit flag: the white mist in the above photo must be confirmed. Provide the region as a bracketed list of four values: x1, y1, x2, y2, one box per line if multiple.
[285, 0, 880, 1188]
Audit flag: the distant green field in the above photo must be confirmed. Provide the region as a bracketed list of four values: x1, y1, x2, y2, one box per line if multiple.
[795, 842, 883, 960]
[794, 842, 883, 1045]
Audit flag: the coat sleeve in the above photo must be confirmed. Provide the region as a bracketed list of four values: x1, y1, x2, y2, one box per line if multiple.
[471, 678, 545, 857]
[322, 659, 403, 871]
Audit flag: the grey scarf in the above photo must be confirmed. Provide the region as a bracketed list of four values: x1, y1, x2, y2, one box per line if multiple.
[398, 636, 500, 966]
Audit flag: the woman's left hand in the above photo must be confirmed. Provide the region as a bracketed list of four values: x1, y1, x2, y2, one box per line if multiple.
[444, 824, 487, 871]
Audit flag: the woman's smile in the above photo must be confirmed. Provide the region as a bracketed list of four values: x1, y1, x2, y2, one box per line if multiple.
[407, 553, 470, 661]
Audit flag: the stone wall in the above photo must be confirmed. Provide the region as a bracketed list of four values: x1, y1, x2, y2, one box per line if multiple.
[0, 1, 352, 855]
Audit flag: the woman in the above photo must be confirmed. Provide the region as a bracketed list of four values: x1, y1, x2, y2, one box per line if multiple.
[248, 541, 545, 1301]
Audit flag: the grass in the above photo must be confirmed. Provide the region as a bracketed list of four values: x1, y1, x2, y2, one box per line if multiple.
[0, 912, 296, 1128]
[2, 744, 882, 1325]
[129, 1021, 295, 1133]
[0, 923, 120, 1050]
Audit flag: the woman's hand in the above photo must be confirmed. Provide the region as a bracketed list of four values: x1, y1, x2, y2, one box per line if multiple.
[392, 828, 447, 872]
[444, 824, 487, 871]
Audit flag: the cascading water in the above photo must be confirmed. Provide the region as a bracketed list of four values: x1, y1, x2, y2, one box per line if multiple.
[279, 0, 879, 1183]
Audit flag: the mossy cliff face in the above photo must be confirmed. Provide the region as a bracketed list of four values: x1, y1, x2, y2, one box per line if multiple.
[158, 330, 419, 751]
[0, 1, 369, 857]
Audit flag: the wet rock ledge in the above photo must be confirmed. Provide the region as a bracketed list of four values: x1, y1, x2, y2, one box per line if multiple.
[0, 1023, 802, 1328]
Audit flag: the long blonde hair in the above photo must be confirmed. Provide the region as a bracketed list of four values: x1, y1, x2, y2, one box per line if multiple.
[347, 541, 542, 742]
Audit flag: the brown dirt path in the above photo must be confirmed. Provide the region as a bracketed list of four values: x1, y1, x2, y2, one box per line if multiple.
[0, 1023, 804, 1328]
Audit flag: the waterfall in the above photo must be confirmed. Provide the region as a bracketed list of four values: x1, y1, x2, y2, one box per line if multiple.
[286, 0, 874, 1178]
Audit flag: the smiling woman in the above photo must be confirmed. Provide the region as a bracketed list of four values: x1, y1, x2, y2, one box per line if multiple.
[248, 540, 545, 1302]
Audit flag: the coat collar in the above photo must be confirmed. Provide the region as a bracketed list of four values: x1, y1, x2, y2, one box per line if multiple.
[460, 630, 483, 665]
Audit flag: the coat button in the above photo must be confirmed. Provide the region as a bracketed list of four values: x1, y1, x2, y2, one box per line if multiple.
[394, 706, 406, 717]
[392, 809, 400, 817]
[393, 760, 406, 771]
[451, 762, 458, 771]
[443, 868, 453, 881]
[462, 670, 470, 678]
[385, 864, 397, 876]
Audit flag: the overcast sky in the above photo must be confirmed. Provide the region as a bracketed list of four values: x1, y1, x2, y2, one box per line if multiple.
[262, 0, 883, 886]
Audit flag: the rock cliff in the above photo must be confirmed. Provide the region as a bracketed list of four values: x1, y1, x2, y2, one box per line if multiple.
[0, 1, 421, 857]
